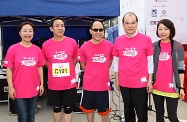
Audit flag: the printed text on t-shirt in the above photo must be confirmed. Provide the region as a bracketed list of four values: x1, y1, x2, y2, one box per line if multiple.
[123, 47, 138, 57]
[53, 51, 67, 60]
[92, 54, 107, 63]
[20, 57, 36, 66]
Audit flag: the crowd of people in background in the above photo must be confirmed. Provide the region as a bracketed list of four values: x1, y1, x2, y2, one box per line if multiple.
[3, 12, 185, 122]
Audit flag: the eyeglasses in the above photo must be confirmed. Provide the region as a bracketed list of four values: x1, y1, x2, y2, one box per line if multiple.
[91, 28, 104, 32]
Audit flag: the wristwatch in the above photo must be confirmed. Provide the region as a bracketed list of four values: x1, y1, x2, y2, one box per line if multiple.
[179, 87, 184, 90]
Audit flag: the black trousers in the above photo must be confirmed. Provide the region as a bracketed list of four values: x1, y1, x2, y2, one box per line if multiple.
[152, 94, 179, 122]
[120, 87, 148, 122]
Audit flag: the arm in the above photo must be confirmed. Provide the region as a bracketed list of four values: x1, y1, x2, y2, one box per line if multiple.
[179, 73, 185, 100]
[38, 67, 44, 96]
[45, 61, 48, 68]
[179, 73, 184, 87]
[147, 55, 154, 94]
[80, 62, 86, 70]
[115, 72, 120, 91]
[113, 56, 119, 72]
[178, 46, 185, 100]
[74, 59, 78, 67]
[113, 56, 120, 90]
[109, 60, 113, 68]
[147, 73, 153, 94]
[73, 41, 78, 67]
[6, 68, 16, 99]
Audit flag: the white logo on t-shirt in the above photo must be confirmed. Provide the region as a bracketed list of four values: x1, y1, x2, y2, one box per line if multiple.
[123, 47, 138, 57]
[159, 52, 170, 61]
[4, 61, 8, 64]
[92, 54, 107, 63]
[169, 83, 174, 88]
[20, 57, 36, 66]
[71, 78, 76, 84]
[53, 51, 67, 60]
[141, 76, 147, 83]
[108, 82, 110, 86]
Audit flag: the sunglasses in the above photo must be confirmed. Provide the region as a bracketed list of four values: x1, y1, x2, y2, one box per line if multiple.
[91, 28, 104, 32]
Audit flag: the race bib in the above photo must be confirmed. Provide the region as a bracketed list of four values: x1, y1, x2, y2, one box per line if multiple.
[52, 63, 70, 77]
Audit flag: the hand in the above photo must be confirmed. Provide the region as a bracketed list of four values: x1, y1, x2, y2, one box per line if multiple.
[179, 89, 185, 100]
[9, 87, 16, 100]
[147, 82, 153, 94]
[39, 85, 44, 96]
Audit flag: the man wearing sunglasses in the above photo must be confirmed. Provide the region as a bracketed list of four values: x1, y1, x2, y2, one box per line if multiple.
[78, 20, 113, 122]
[113, 12, 154, 122]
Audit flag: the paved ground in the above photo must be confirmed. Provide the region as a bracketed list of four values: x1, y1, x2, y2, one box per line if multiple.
[0, 68, 187, 122]
[0, 90, 187, 122]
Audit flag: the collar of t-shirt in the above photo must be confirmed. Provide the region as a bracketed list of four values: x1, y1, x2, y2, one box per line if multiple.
[125, 30, 138, 38]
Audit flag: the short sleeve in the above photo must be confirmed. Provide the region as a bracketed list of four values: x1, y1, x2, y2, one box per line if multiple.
[72, 40, 79, 60]
[42, 43, 47, 60]
[38, 48, 46, 67]
[147, 37, 154, 56]
[3, 46, 14, 68]
[112, 40, 119, 57]
[78, 45, 86, 62]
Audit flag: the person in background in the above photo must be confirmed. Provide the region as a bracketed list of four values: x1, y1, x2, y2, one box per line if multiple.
[152, 19, 185, 122]
[112, 12, 154, 122]
[78, 20, 113, 122]
[3, 21, 45, 122]
[42, 17, 78, 122]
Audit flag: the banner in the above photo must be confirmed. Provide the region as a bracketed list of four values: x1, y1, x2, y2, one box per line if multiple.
[146, 0, 187, 43]
[119, 0, 146, 36]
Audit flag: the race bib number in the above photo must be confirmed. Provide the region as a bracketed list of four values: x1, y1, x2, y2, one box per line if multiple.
[52, 63, 70, 77]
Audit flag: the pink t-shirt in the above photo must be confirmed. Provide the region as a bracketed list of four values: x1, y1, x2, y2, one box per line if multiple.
[3, 43, 45, 98]
[113, 33, 154, 88]
[42, 37, 78, 90]
[78, 40, 113, 91]
[153, 42, 175, 92]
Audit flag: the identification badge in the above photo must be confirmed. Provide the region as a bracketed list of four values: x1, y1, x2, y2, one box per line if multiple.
[52, 63, 70, 77]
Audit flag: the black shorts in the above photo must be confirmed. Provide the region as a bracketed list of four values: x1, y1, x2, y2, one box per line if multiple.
[79, 90, 111, 116]
[47, 87, 77, 107]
